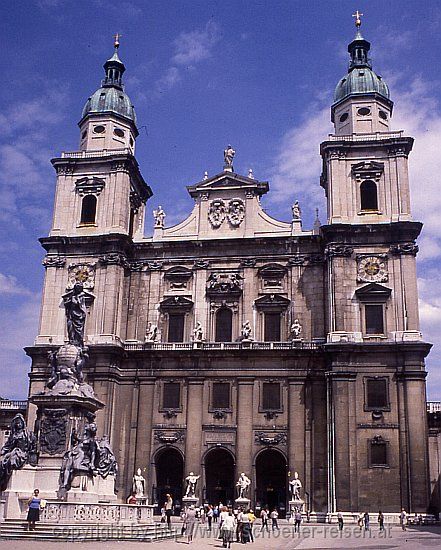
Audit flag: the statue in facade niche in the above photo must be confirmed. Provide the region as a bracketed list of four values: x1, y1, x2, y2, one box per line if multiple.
[0, 414, 38, 491]
[236, 472, 251, 499]
[132, 467, 146, 498]
[224, 145, 235, 167]
[292, 200, 302, 220]
[63, 282, 87, 348]
[185, 472, 200, 498]
[192, 322, 204, 342]
[145, 322, 158, 343]
[289, 471, 302, 500]
[153, 205, 166, 228]
[290, 319, 303, 340]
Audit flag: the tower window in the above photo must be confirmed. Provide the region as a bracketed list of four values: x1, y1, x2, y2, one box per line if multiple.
[379, 110, 388, 120]
[365, 378, 389, 409]
[212, 382, 230, 409]
[339, 113, 349, 123]
[365, 304, 384, 335]
[80, 195, 97, 225]
[360, 180, 378, 211]
[163, 382, 180, 409]
[357, 107, 371, 116]
[264, 312, 281, 341]
[262, 382, 281, 411]
[168, 313, 185, 342]
[93, 125, 105, 134]
[81, 130, 87, 139]
[114, 128, 125, 138]
[215, 308, 233, 342]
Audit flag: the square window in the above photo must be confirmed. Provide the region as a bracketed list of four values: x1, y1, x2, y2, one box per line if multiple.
[366, 378, 388, 409]
[262, 382, 281, 410]
[163, 382, 180, 409]
[370, 439, 388, 467]
[212, 382, 230, 409]
[365, 304, 384, 334]
[168, 313, 185, 342]
[264, 313, 281, 341]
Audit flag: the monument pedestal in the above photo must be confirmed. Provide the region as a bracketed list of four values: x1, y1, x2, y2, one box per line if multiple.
[289, 499, 305, 514]
[182, 496, 199, 508]
[235, 497, 251, 509]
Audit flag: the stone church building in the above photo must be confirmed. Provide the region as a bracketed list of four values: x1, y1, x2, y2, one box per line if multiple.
[26, 24, 431, 515]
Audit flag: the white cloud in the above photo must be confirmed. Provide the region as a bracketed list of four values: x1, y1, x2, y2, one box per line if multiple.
[155, 21, 220, 95]
[0, 273, 33, 296]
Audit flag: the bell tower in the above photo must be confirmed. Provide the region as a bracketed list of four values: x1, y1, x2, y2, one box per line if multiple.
[50, 37, 152, 240]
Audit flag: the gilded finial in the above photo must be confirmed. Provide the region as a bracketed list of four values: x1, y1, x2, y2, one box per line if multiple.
[114, 33, 122, 49]
[352, 10, 363, 28]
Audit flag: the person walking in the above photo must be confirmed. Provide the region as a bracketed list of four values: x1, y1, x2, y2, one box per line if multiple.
[260, 508, 269, 532]
[364, 511, 370, 531]
[219, 506, 229, 539]
[400, 508, 408, 531]
[294, 510, 302, 533]
[378, 510, 385, 531]
[164, 494, 173, 529]
[213, 505, 219, 523]
[270, 508, 279, 531]
[184, 505, 198, 543]
[221, 511, 236, 549]
[248, 509, 256, 542]
[27, 489, 43, 531]
[337, 510, 343, 531]
[207, 505, 213, 531]
[241, 509, 251, 543]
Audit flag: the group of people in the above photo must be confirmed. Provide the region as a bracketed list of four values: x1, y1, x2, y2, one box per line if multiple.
[218, 506, 257, 547]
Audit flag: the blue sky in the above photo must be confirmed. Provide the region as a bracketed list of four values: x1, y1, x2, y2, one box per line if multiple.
[1, 0, 441, 399]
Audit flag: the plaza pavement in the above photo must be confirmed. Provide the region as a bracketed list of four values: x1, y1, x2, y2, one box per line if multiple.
[0, 520, 439, 549]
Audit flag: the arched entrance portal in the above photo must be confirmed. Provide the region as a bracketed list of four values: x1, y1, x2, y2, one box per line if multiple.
[255, 449, 288, 518]
[155, 448, 183, 513]
[204, 448, 235, 505]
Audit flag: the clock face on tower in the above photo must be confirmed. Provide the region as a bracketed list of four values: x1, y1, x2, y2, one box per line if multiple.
[357, 255, 388, 283]
[67, 263, 96, 290]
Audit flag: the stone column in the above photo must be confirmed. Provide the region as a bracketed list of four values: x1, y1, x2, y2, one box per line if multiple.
[185, 379, 204, 476]
[236, 379, 254, 492]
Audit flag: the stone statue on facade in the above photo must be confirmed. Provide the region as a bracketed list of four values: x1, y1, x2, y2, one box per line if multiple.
[289, 471, 302, 500]
[185, 472, 200, 498]
[292, 200, 301, 220]
[97, 435, 118, 479]
[224, 145, 235, 168]
[132, 467, 146, 498]
[153, 205, 166, 228]
[145, 322, 158, 343]
[241, 320, 253, 341]
[0, 413, 38, 491]
[45, 344, 95, 398]
[63, 282, 88, 348]
[192, 322, 204, 342]
[290, 319, 303, 340]
[236, 472, 251, 499]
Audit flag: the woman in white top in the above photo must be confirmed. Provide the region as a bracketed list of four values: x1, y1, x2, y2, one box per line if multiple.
[221, 512, 236, 549]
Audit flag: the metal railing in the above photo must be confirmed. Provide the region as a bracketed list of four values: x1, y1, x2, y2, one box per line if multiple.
[123, 341, 320, 352]
[327, 131, 403, 142]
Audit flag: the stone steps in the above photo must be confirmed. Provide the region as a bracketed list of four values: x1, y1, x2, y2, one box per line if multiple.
[0, 520, 182, 542]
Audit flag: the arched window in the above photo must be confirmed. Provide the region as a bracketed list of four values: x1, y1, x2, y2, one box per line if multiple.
[360, 180, 378, 211]
[215, 308, 233, 342]
[80, 195, 97, 225]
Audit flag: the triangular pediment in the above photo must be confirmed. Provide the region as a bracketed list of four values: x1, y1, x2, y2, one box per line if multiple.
[355, 283, 391, 303]
[254, 293, 291, 310]
[159, 296, 194, 311]
[187, 171, 269, 198]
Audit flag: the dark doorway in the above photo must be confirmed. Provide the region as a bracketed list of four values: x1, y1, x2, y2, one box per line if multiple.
[255, 449, 287, 518]
[155, 448, 183, 514]
[205, 448, 235, 506]
[215, 308, 233, 342]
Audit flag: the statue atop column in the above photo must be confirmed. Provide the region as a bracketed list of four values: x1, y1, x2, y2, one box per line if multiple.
[184, 472, 200, 498]
[153, 205, 166, 228]
[292, 200, 302, 221]
[236, 472, 251, 499]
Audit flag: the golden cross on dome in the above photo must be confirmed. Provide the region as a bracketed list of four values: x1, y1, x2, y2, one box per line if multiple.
[352, 10, 363, 28]
[113, 33, 122, 49]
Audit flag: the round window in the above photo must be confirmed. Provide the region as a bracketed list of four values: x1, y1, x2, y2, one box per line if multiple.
[81, 130, 87, 139]
[93, 125, 105, 134]
[114, 128, 125, 138]
[357, 107, 371, 116]
[339, 113, 349, 123]
[379, 110, 388, 120]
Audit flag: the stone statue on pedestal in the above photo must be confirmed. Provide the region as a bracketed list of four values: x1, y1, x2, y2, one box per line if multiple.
[45, 344, 95, 399]
[62, 282, 88, 348]
[145, 322, 158, 343]
[185, 472, 200, 498]
[292, 200, 302, 221]
[289, 471, 302, 500]
[192, 322, 204, 342]
[224, 145, 235, 168]
[0, 414, 38, 491]
[133, 467, 146, 498]
[97, 435, 118, 479]
[241, 321, 253, 341]
[153, 206, 166, 228]
[236, 472, 251, 499]
[290, 319, 303, 340]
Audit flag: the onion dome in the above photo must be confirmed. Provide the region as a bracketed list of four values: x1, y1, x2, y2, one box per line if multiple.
[333, 25, 391, 107]
[81, 40, 136, 124]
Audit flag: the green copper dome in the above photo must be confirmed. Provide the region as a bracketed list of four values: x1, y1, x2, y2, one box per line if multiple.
[333, 29, 390, 105]
[81, 47, 137, 124]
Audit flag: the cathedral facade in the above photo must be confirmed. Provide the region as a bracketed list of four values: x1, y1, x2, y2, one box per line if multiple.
[26, 24, 431, 515]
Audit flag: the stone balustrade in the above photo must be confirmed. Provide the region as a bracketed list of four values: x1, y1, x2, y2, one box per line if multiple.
[41, 502, 155, 524]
